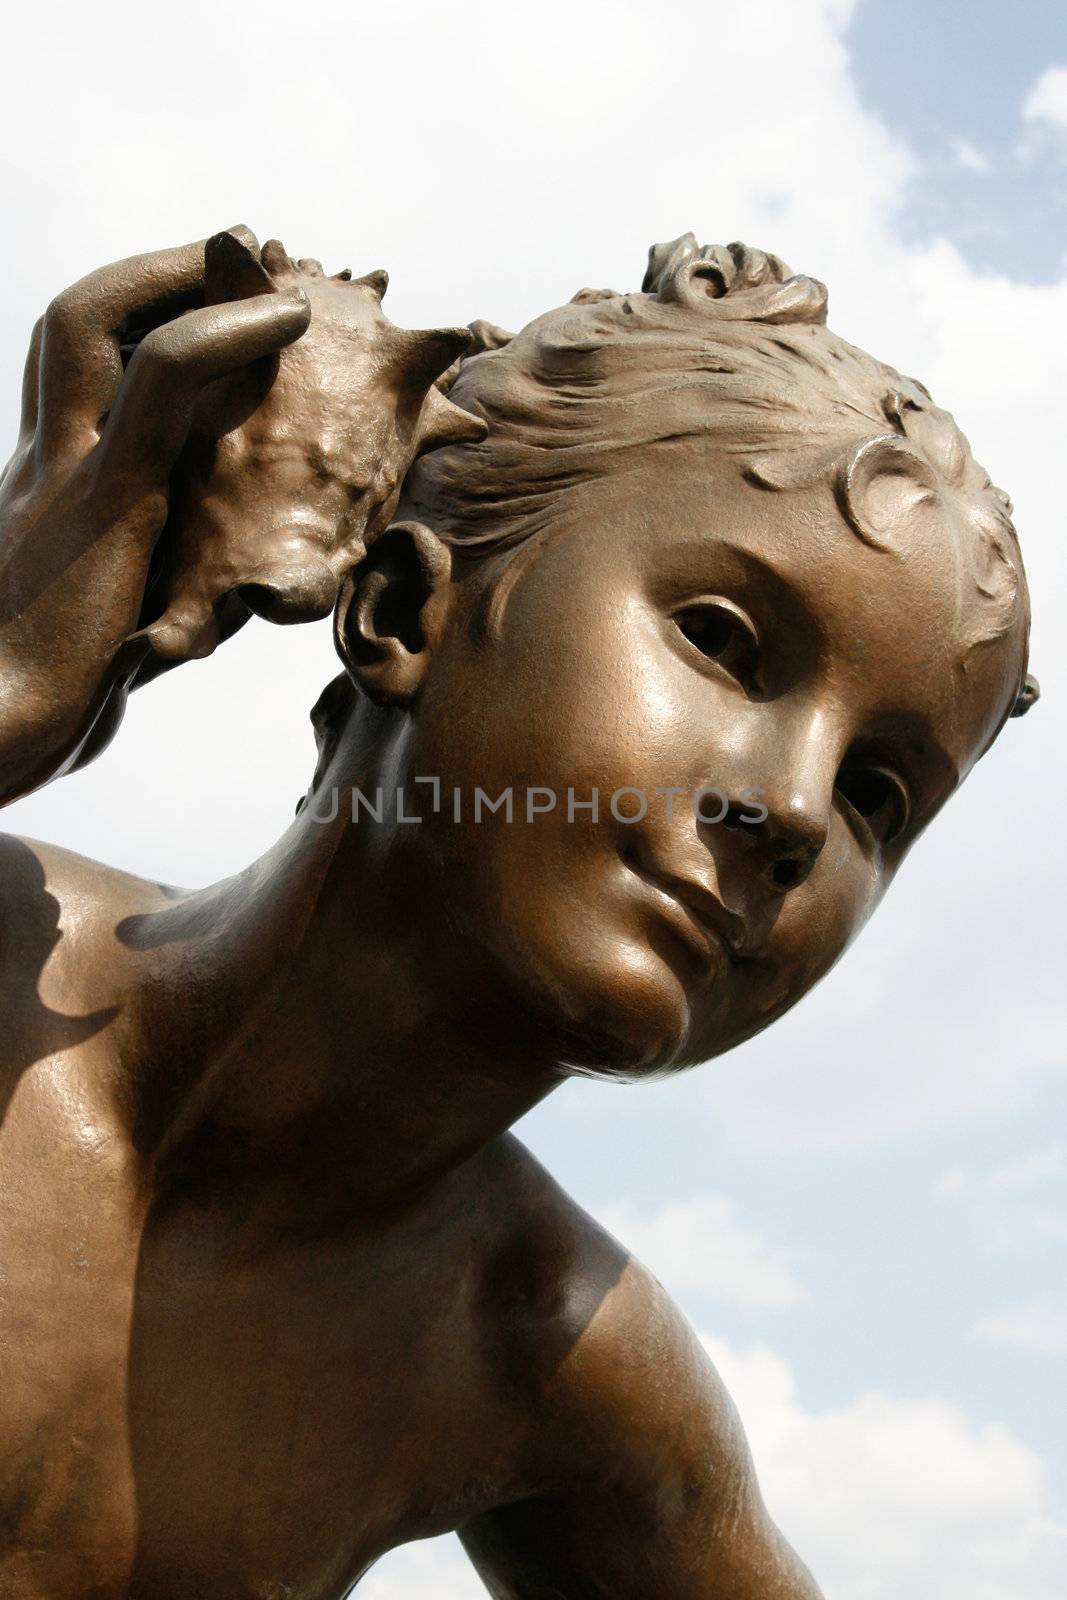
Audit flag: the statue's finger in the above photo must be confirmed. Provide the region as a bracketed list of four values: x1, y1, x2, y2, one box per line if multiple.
[95, 288, 310, 488]
[36, 229, 259, 458]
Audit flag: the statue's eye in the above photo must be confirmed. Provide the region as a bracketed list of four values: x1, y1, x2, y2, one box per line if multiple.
[835, 760, 910, 845]
[675, 599, 760, 686]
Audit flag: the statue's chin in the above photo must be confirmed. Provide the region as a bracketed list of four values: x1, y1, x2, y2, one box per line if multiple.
[525, 935, 698, 1084]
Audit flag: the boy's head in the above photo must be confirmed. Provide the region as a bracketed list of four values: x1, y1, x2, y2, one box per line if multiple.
[318, 235, 1036, 1078]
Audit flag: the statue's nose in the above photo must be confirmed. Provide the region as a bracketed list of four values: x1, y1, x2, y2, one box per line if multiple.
[718, 712, 837, 895]
[762, 800, 828, 891]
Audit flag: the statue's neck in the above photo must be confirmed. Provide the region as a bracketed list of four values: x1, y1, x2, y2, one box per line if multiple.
[134, 735, 559, 1230]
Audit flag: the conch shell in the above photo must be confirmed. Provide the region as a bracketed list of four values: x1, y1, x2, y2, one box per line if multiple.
[135, 229, 486, 666]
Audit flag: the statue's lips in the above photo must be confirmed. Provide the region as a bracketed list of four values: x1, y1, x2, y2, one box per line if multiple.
[622, 845, 750, 966]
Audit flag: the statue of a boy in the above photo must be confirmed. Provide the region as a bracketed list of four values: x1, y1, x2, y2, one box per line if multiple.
[0, 226, 1036, 1598]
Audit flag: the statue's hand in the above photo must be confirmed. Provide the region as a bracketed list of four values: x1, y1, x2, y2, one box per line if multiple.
[0, 231, 311, 804]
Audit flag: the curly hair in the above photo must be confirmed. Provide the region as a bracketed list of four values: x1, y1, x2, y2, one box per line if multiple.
[311, 232, 1035, 769]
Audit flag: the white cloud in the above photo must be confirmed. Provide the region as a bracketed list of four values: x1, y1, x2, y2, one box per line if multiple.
[700, 916, 1067, 1149]
[950, 134, 992, 173]
[935, 1145, 1067, 1206]
[936, 1144, 1067, 1256]
[704, 1334, 1067, 1600]
[596, 1194, 809, 1309]
[989, 1143, 1067, 1191]
[1022, 64, 1067, 129]
[360, 1537, 485, 1599]
[973, 1299, 1067, 1356]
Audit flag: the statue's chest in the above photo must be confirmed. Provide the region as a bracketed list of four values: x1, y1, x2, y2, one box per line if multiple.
[126, 1205, 514, 1595]
[2, 1192, 516, 1598]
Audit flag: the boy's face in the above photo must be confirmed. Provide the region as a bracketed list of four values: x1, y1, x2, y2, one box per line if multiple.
[406, 448, 1026, 1078]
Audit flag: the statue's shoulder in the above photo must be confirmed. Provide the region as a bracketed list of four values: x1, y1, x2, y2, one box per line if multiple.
[472, 1134, 634, 1350]
[472, 1136, 738, 1466]
[0, 831, 175, 931]
[461, 1140, 815, 1596]
[0, 832, 176, 1019]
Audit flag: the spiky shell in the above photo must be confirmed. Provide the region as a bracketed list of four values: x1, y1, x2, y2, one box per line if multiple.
[135, 230, 486, 666]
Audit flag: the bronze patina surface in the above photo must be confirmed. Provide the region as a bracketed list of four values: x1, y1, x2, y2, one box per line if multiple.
[0, 228, 1036, 1597]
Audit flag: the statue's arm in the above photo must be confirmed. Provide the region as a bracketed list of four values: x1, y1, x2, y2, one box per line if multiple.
[0, 235, 310, 807]
[459, 1257, 824, 1600]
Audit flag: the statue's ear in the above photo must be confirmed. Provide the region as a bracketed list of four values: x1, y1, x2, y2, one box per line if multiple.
[836, 435, 943, 551]
[204, 229, 276, 305]
[334, 523, 453, 706]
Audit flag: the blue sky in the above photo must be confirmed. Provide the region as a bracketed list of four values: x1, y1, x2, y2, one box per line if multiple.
[1, 2, 1064, 1596]
[849, 0, 1067, 281]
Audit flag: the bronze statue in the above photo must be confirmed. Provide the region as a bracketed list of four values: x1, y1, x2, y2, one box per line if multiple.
[0, 226, 1037, 1598]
